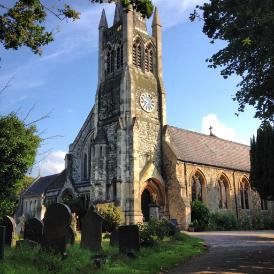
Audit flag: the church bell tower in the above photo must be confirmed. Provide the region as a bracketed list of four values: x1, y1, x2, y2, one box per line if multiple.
[92, 4, 167, 223]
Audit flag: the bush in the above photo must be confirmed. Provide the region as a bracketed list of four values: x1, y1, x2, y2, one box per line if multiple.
[138, 218, 176, 246]
[209, 212, 238, 231]
[191, 200, 210, 231]
[96, 203, 122, 232]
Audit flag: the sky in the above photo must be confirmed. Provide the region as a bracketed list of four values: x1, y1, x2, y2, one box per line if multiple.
[0, 0, 261, 177]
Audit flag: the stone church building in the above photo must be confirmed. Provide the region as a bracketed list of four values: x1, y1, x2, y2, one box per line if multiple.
[19, 4, 273, 229]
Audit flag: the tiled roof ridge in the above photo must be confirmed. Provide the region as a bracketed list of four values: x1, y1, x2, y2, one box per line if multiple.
[167, 125, 250, 148]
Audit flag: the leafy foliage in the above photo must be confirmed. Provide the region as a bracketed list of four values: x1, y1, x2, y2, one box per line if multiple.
[250, 122, 274, 200]
[191, 200, 210, 231]
[96, 203, 122, 232]
[191, 0, 274, 122]
[0, 0, 153, 57]
[208, 211, 237, 231]
[138, 218, 176, 246]
[0, 113, 41, 220]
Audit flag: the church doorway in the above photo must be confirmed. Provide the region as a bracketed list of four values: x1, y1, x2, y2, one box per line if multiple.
[141, 189, 151, 222]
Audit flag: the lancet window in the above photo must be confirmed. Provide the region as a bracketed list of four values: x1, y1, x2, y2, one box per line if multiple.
[116, 43, 123, 69]
[133, 38, 142, 68]
[240, 178, 250, 209]
[218, 175, 229, 209]
[145, 44, 153, 73]
[191, 171, 205, 202]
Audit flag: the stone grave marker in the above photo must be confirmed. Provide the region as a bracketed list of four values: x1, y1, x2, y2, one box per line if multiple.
[1, 216, 16, 246]
[24, 217, 43, 244]
[42, 203, 72, 254]
[81, 206, 104, 253]
[0, 226, 5, 260]
[110, 229, 119, 247]
[118, 225, 140, 254]
[67, 226, 75, 245]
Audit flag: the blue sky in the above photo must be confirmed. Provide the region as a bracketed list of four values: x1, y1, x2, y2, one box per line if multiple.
[0, 0, 261, 176]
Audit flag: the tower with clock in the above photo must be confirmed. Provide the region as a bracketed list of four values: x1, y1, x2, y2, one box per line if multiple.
[85, 3, 168, 223]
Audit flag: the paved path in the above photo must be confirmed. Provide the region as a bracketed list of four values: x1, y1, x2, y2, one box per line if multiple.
[167, 231, 274, 274]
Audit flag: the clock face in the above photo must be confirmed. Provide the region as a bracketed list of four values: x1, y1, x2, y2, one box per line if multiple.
[140, 92, 155, 113]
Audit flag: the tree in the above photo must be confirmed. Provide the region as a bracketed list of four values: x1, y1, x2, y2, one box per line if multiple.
[0, 0, 153, 57]
[190, 0, 274, 122]
[250, 123, 274, 200]
[0, 113, 41, 220]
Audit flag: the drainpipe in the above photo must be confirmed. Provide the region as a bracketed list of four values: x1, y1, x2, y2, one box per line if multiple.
[233, 171, 239, 220]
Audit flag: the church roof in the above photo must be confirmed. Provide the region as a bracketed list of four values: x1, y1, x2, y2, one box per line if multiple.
[167, 126, 250, 172]
[45, 169, 67, 192]
[24, 174, 60, 197]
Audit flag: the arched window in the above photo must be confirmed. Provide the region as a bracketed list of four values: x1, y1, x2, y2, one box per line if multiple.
[106, 51, 111, 74]
[217, 175, 229, 209]
[145, 44, 153, 73]
[191, 171, 205, 202]
[111, 50, 114, 72]
[240, 178, 250, 209]
[261, 198, 268, 210]
[83, 153, 88, 179]
[133, 38, 142, 68]
[116, 43, 123, 69]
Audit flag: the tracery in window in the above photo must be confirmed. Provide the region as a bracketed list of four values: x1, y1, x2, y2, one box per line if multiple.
[191, 171, 205, 202]
[217, 175, 229, 209]
[111, 50, 114, 72]
[133, 38, 142, 68]
[145, 44, 153, 73]
[240, 178, 250, 209]
[116, 43, 123, 69]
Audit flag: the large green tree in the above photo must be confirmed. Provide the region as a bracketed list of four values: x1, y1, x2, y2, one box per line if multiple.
[250, 123, 274, 200]
[0, 0, 153, 56]
[191, 0, 274, 122]
[0, 113, 41, 220]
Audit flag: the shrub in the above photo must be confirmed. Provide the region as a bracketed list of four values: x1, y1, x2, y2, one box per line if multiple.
[191, 200, 210, 231]
[209, 211, 238, 231]
[138, 218, 176, 246]
[96, 203, 122, 232]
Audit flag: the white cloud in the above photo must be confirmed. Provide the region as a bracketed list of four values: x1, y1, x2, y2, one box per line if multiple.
[201, 114, 249, 145]
[38, 150, 66, 176]
[153, 0, 207, 27]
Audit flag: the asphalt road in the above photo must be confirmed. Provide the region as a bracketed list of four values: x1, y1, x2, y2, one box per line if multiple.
[167, 231, 274, 274]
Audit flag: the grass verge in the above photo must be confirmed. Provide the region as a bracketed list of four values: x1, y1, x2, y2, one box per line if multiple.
[0, 233, 204, 274]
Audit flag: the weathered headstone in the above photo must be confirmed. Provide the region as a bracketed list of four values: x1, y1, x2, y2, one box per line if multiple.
[118, 225, 140, 254]
[67, 226, 75, 245]
[110, 229, 119, 247]
[42, 203, 72, 254]
[24, 217, 43, 244]
[81, 206, 104, 253]
[0, 226, 5, 260]
[169, 219, 179, 236]
[1, 216, 15, 246]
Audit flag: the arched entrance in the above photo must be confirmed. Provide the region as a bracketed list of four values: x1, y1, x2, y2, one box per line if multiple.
[141, 179, 165, 222]
[141, 189, 151, 222]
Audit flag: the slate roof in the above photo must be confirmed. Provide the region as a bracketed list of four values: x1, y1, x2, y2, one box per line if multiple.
[24, 174, 60, 197]
[45, 169, 67, 192]
[167, 126, 250, 172]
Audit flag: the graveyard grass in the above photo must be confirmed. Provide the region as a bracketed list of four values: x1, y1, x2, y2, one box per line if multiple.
[0, 233, 204, 274]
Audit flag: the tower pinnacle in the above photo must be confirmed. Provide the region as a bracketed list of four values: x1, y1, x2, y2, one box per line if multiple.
[152, 7, 161, 27]
[113, 3, 123, 24]
[99, 9, 108, 29]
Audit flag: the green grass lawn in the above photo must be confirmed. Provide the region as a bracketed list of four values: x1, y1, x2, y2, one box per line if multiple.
[0, 233, 204, 274]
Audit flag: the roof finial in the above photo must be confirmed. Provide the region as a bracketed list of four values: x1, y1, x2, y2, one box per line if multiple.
[99, 9, 108, 29]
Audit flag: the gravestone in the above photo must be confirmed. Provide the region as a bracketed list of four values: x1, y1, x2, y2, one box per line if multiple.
[0, 226, 5, 260]
[81, 206, 104, 253]
[110, 229, 119, 247]
[1, 216, 15, 246]
[169, 219, 178, 236]
[42, 203, 72, 254]
[67, 226, 75, 245]
[24, 217, 43, 244]
[118, 225, 140, 254]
